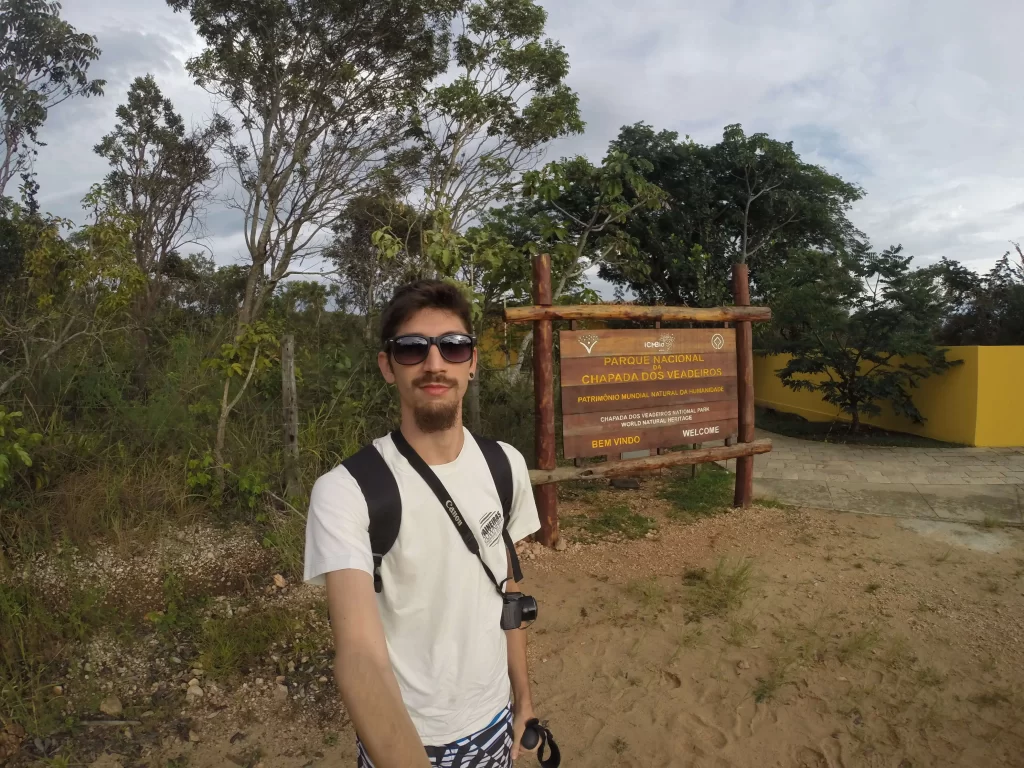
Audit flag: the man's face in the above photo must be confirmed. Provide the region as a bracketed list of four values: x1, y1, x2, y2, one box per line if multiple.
[378, 308, 477, 433]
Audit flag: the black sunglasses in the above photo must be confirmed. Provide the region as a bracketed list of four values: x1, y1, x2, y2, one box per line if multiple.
[386, 333, 476, 365]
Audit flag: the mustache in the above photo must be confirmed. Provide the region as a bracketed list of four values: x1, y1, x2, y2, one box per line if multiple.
[412, 373, 458, 388]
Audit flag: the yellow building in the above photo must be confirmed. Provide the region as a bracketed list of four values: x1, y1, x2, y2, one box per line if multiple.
[753, 347, 1024, 447]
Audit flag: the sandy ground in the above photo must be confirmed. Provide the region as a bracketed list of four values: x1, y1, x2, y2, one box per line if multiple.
[10, 481, 1024, 768]
[149, 492, 1024, 768]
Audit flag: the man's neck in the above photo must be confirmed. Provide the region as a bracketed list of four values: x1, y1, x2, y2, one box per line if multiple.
[398, 417, 466, 466]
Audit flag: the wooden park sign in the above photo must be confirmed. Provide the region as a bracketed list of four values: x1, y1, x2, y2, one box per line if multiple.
[560, 329, 738, 458]
[503, 253, 774, 547]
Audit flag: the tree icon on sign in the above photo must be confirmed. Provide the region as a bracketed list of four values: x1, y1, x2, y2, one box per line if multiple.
[578, 334, 599, 354]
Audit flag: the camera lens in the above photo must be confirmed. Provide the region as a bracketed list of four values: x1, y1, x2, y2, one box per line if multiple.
[521, 595, 538, 623]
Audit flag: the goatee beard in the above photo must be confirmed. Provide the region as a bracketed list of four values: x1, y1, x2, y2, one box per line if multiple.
[413, 401, 460, 433]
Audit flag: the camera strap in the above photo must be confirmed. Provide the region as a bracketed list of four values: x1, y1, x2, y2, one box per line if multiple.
[391, 430, 511, 597]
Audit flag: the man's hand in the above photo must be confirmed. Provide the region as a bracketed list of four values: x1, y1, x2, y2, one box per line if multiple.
[511, 701, 539, 761]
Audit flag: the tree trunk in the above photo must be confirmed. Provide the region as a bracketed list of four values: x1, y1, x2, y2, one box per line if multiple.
[281, 335, 301, 498]
[850, 409, 861, 433]
[507, 330, 533, 383]
[213, 377, 232, 498]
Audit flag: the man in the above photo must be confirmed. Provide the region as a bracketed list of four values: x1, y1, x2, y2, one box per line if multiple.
[304, 280, 542, 767]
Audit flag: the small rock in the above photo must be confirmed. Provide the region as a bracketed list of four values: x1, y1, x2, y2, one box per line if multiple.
[318, 676, 328, 684]
[83, 662, 94, 673]
[191, 669, 204, 677]
[186, 684, 204, 703]
[273, 574, 288, 589]
[99, 695, 122, 717]
[554, 538, 567, 552]
[188, 678, 200, 688]
[301, 656, 309, 664]
[274, 684, 289, 701]
[170, 656, 181, 665]
[52, 685, 63, 696]
[838, 676, 849, 682]
[287, 661, 295, 673]
[189, 730, 200, 743]
[275, 675, 286, 684]
[255, 678, 264, 686]
[736, 661, 751, 670]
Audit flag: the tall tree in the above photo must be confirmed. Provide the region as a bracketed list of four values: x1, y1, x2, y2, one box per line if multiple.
[488, 149, 666, 381]
[600, 123, 863, 306]
[0, 0, 105, 197]
[765, 245, 958, 432]
[413, 0, 582, 231]
[326, 195, 429, 338]
[94, 75, 228, 326]
[931, 245, 1024, 346]
[167, 0, 456, 481]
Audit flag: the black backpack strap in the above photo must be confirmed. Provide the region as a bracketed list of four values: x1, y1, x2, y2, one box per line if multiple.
[473, 434, 523, 584]
[341, 444, 401, 594]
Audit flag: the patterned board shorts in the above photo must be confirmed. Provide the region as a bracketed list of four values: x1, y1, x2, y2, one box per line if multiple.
[357, 704, 514, 768]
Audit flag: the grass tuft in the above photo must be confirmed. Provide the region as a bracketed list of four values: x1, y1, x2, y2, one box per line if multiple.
[200, 607, 299, 680]
[563, 505, 655, 542]
[661, 465, 734, 520]
[683, 559, 755, 622]
[837, 627, 881, 663]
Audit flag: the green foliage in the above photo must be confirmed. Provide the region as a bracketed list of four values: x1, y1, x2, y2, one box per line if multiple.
[765, 245, 960, 431]
[185, 450, 214, 493]
[204, 321, 280, 381]
[0, 407, 41, 490]
[931, 245, 1024, 346]
[0, 0, 105, 196]
[416, 0, 583, 229]
[598, 122, 863, 306]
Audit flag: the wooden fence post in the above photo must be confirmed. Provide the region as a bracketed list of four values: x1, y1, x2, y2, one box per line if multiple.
[533, 253, 559, 546]
[281, 334, 301, 499]
[732, 264, 755, 507]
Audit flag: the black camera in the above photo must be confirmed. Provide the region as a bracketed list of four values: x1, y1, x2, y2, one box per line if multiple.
[500, 591, 538, 630]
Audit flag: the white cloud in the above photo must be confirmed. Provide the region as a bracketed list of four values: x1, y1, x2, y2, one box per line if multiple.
[31, 0, 1024, 275]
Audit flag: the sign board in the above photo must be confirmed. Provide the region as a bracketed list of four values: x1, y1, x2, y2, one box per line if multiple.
[560, 329, 738, 459]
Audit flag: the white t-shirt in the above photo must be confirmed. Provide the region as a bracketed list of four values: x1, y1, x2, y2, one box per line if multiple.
[303, 428, 541, 746]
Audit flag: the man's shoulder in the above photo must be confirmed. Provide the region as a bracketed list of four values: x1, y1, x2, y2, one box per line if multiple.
[494, 439, 529, 472]
[311, 437, 394, 499]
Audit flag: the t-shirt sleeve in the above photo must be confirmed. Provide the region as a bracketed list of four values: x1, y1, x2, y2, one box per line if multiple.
[303, 466, 374, 586]
[500, 442, 541, 543]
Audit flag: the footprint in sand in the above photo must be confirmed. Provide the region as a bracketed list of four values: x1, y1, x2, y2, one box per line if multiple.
[683, 712, 729, 750]
[795, 746, 830, 768]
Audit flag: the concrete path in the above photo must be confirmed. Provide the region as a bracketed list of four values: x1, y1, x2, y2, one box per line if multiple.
[720, 430, 1024, 525]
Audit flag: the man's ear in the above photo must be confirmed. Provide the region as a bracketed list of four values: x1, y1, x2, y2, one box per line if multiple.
[378, 350, 395, 383]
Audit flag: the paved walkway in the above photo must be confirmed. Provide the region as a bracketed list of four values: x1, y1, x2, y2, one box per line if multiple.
[720, 430, 1024, 525]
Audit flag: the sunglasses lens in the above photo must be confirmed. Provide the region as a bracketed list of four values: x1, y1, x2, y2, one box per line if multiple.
[439, 335, 474, 363]
[391, 336, 430, 365]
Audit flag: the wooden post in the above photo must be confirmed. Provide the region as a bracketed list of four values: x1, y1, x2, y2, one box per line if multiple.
[532, 253, 559, 546]
[281, 334, 301, 499]
[732, 264, 755, 507]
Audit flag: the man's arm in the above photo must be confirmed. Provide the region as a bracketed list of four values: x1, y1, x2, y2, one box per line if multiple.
[326, 569, 429, 768]
[505, 563, 537, 760]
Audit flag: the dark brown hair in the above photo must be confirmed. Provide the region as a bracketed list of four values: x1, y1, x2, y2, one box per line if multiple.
[379, 280, 473, 348]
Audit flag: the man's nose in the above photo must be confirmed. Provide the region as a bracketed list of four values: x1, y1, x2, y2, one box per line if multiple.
[422, 342, 447, 372]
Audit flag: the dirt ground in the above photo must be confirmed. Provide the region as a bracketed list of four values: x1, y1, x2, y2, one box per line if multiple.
[10, 480, 1024, 768]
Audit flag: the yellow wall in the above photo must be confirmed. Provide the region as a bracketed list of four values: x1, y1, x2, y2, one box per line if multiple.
[975, 347, 1024, 447]
[753, 347, 988, 445]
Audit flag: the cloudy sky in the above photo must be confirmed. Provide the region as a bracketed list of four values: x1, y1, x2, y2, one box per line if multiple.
[38, 0, 1024, 276]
